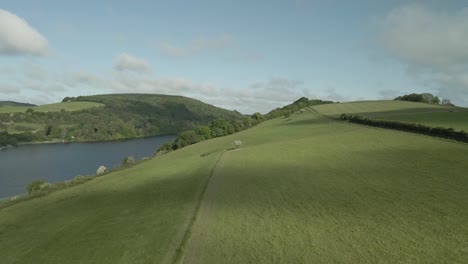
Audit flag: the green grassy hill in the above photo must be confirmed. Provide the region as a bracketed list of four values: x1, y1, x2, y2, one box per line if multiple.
[0, 101, 36, 108]
[1, 103, 467, 263]
[313, 100, 451, 117]
[313, 100, 468, 131]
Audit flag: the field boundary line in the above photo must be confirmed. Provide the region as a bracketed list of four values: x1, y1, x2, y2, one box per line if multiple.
[170, 150, 226, 264]
[309, 107, 468, 145]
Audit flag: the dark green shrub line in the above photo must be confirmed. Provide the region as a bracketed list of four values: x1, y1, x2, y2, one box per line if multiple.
[340, 114, 468, 143]
[0, 131, 46, 147]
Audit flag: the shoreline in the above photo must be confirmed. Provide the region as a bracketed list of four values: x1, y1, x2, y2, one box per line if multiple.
[1, 134, 176, 150]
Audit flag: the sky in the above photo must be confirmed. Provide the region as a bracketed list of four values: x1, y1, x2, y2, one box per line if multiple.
[1, 0, 468, 113]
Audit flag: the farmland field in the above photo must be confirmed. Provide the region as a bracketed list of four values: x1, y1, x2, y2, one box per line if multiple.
[1, 107, 467, 263]
[366, 110, 468, 132]
[0, 101, 104, 114]
[313, 100, 468, 131]
[180, 112, 468, 263]
[313, 100, 452, 117]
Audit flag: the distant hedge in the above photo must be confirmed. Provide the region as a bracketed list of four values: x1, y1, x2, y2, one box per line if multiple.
[0, 131, 46, 147]
[339, 114, 468, 143]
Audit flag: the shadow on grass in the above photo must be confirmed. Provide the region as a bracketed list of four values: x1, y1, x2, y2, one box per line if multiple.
[0, 160, 214, 263]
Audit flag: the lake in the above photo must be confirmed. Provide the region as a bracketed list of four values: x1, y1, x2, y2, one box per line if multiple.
[0, 135, 175, 198]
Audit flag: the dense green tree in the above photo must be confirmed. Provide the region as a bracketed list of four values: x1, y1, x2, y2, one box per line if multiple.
[209, 118, 234, 137]
[441, 99, 452, 105]
[195, 126, 212, 140]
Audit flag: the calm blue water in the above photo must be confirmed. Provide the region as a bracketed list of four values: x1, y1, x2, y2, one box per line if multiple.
[0, 135, 175, 198]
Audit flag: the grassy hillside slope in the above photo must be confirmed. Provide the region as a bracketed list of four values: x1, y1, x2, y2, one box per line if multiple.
[0, 101, 36, 107]
[0, 139, 228, 263]
[313, 100, 451, 117]
[182, 111, 468, 263]
[367, 110, 468, 132]
[313, 100, 468, 131]
[1, 106, 467, 263]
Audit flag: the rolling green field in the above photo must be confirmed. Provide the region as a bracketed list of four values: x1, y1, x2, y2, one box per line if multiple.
[1, 104, 467, 263]
[366, 110, 468, 132]
[0, 101, 104, 114]
[313, 100, 452, 117]
[313, 100, 468, 131]
[181, 112, 468, 263]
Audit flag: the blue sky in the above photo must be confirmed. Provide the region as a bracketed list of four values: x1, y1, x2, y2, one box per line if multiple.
[1, 0, 468, 113]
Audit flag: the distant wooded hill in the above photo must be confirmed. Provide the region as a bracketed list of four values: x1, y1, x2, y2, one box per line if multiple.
[0, 94, 242, 146]
[0, 101, 36, 107]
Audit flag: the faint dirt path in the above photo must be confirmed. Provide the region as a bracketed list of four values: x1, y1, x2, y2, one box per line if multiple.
[178, 149, 240, 264]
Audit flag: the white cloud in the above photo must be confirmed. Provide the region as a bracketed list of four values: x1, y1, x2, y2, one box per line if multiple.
[22, 63, 49, 81]
[380, 5, 468, 69]
[66, 71, 104, 87]
[250, 77, 304, 91]
[113, 53, 152, 73]
[321, 88, 350, 102]
[0, 9, 48, 56]
[205, 77, 311, 113]
[379, 5, 468, 105]
[157, 41, 187, 58]
[157, 34, 235, 58]
[0, 84, 20, 94]
[109, 72, 217, 96]
[378, 89, 400, 100]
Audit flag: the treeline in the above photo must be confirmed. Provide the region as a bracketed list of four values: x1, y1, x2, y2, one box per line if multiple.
[157, 97, 334, 153]
[394, 93, 453, 106]
[157, 113, 265, 153]
[0, 131, 46, 147]
[340, 114, 468, 143]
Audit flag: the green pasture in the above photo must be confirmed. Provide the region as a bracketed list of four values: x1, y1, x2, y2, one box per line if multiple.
[182, 112, 468, 263]
[313, 100, 468, 131]
[367, 110, 468, 132]
[0, 101, 104, 114]
[0, 139, 226, 263]
[1, 108, 467, 263]
[313, 100, 452, 117]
